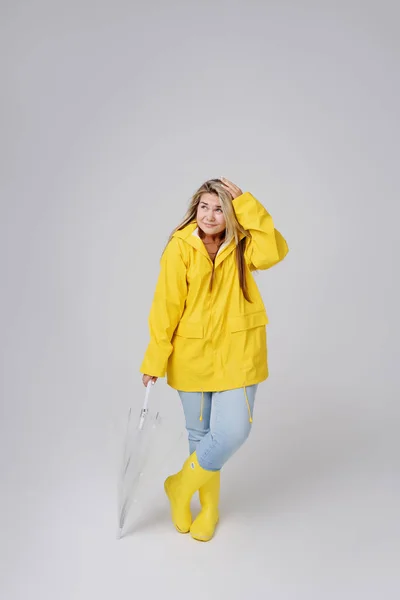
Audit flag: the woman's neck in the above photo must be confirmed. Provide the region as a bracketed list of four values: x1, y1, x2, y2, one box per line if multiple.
[199, 229, 225, 244]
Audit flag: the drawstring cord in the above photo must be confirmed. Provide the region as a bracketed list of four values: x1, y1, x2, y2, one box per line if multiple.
[244, 386, 253, 423]
[199, 391, 204, 421]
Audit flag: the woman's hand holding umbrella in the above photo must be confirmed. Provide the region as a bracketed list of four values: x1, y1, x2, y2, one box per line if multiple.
[142, 374, 158, 387]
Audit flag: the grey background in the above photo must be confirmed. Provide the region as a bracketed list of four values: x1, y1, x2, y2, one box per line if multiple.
[1, 1, 399, 598]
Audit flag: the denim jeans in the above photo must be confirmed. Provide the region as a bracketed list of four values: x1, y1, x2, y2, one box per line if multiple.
[178, 385, 257, 471]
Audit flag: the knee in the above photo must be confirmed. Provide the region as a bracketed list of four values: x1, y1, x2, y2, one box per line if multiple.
[214, 421, 252, 454]
[187, 425, 210, 445]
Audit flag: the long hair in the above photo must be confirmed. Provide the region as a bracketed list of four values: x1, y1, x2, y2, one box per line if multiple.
[166, 179, 253, 302]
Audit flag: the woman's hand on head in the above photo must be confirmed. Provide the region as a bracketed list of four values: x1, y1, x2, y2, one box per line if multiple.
[142, 374, 158, 387]
[220, 178, 243, 199]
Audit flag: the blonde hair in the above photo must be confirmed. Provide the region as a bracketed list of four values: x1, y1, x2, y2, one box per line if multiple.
[166, 179, 253, 302]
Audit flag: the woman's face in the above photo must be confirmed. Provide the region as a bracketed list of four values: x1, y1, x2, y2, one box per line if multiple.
[196, 193, 226, 236]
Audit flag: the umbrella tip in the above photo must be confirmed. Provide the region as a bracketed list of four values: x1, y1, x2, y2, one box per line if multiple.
[117, 527, 123, 540]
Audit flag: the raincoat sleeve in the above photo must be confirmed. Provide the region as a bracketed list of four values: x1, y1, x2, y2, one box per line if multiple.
[233, 192, 289, 270]
[140, 237, 188, 378]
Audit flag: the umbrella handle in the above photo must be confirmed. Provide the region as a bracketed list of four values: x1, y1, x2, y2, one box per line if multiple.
[138, 381, 152, 430]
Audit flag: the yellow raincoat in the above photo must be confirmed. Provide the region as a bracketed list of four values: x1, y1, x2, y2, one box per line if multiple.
[140, 192, 288, 392]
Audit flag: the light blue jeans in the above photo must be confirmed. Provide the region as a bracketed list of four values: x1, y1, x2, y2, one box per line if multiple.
[178, 385, 257, 471]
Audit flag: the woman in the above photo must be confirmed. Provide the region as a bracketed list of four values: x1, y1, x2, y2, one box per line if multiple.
[140, 177, 288, 541]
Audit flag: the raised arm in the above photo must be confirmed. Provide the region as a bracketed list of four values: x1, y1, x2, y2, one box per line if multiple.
[233, 191, 289, 271]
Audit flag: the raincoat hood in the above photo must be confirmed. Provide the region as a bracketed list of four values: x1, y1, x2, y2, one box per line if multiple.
[172, 221, 246, 268]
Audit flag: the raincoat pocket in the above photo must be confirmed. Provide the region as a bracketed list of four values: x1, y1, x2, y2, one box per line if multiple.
[228, 310, 268, 333]
[227, 310, 268, 376]
[174, 321, 204, 339]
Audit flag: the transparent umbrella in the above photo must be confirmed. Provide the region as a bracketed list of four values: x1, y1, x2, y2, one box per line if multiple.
[117, 382, 185, 539]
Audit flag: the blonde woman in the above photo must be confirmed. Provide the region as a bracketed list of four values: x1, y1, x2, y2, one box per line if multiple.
[140, 177, 288, 541]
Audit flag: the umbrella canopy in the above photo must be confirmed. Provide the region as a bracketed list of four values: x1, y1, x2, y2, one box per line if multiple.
[117, 383, 185, 538]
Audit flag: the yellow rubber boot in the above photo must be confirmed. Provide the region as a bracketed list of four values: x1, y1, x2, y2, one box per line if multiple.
[190, 471, 220, 541]
[164, 451, 216, 533]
